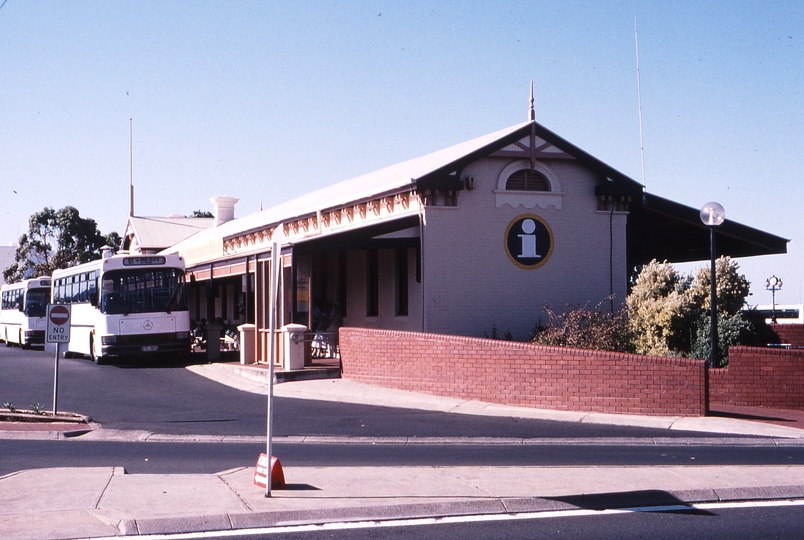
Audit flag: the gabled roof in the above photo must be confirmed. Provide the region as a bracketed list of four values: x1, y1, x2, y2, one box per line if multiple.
[124, 216, 214, 251]
[166, 121, 534, 254]
[164, 119, 788, 265]
[627, 193, 789, 265]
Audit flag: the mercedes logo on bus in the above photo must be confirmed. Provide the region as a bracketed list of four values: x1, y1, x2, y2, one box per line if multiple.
[504, 214, 554, 270]
[142, 320, 153, 331]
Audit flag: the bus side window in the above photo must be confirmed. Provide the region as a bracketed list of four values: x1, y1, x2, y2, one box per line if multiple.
[89, 276, 98, 306]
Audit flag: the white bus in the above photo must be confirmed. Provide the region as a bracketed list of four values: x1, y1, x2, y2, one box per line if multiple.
[51, 253, 191, 363]
[0, 277, 52, 348]
[747, 304, 804, 325]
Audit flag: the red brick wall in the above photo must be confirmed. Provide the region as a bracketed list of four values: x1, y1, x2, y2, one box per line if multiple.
[769, 324, 804, 347]
[339, 328, 707, 417]
[710, 346, 804, 409]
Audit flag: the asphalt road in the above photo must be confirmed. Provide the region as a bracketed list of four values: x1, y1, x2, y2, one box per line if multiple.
[2, 439, 804, 477]
[249, 502, 804, 540]
[0, 347, 804, 474]
[81, 502, 804, 540]
[0, 346, 742, 439]
[3, 345, 804, 478]
[4, 345, 804, 539]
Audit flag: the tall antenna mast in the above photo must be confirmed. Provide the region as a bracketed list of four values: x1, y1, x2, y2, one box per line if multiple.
[129, 118, 134, 217]
[634, 7, 647, 189]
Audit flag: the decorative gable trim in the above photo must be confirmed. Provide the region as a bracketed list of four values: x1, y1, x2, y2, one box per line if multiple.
[490, 131, 574, 164]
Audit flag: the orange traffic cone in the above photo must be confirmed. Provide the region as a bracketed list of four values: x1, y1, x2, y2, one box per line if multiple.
[253, 453, 285, 490]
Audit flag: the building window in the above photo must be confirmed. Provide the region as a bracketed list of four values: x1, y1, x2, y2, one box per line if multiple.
[495, 159, 563, 210]
[338, 251, 347, 317]
[395, 248, 408, 316]
[366, 249, 379, 317]
[505, 169, 550, 191]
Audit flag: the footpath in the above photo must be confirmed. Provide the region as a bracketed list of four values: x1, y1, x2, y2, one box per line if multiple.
[1, 363, 804, 539]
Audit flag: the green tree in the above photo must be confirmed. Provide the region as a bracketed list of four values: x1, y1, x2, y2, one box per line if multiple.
[2, 206, 118, 283]
[686, 256, 750, 317]
[625, 257, 753, 362]
[626, 260, 691, 356]
[690, 311, 753, 364]
[189, 210, 213, 218]
[104, 231, 123, 252]
[685, 257, 751, 365]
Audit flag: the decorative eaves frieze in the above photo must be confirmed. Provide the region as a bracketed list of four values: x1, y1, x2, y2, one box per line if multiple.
[221, 190, 420, 256]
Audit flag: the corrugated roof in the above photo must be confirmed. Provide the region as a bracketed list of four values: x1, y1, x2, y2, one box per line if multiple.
[165, 121, 532, 254]
[127, 217, 214, 250]
[162, 118, 787, 265]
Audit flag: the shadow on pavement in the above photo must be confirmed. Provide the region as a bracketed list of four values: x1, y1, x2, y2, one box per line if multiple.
[543, 489, 716, 515]
[708, 409, 791, 423]
[111, 350, 240, 369]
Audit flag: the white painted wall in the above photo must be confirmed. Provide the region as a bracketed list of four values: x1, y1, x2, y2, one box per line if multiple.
[421, 157, 628, 341]
[343, 247, 423, 332]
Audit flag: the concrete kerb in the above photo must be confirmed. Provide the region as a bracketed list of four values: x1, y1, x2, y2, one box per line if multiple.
[5, 430, 804, 447]
[121, 488, 804, 536]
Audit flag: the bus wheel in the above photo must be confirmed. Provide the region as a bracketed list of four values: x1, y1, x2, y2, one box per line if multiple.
[90, 336, 104, 365]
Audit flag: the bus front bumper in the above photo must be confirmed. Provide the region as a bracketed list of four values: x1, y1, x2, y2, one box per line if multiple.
[100, 332, 191, 357]
[23, 330, 46, 346]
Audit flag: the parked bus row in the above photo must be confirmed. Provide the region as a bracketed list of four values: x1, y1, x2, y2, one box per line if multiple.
[1, 253, 191, 364]
[744, 304, 804, 325]
[0, 277, 51, 348]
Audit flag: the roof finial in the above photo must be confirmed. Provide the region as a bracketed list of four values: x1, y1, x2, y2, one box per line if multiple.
[528, 81, 535, 121]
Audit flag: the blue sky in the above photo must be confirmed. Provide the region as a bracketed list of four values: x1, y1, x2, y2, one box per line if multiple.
[1, 1, 802, 305]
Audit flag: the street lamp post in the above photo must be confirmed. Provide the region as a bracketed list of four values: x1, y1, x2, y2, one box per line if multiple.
[700, 202, 726, 367]
[765, 275, 783, 323]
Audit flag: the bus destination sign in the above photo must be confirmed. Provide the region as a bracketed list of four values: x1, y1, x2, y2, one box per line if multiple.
[123, 256, 166, 266]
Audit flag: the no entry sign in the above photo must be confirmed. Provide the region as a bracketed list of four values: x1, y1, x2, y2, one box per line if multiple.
[46, 304, 71, 343]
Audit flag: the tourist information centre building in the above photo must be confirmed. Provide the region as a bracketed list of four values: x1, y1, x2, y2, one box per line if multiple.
[153, 116, 787, 363]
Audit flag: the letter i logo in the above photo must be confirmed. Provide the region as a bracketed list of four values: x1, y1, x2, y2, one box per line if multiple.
[517, 219, 538, 258]
[505, 215, 554, 270]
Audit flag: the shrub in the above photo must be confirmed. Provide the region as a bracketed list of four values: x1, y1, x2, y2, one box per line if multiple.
[531, 299, 634, 353]
[627, 257, 754, 363]
[686, 257, 751, 317]
[626, 260, 691, 356]
[483, 323, 513, 341]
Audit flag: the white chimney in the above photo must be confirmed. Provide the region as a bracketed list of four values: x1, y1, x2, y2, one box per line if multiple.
[210, 196, 239, 227]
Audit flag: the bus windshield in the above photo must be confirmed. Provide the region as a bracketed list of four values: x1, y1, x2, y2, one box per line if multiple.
[100, 268, 188, 315]
[24, 288, 49, 317]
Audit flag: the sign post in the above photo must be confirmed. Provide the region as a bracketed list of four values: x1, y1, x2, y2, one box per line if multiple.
[265, 226, 283, 497]
[47, 304, 71, 415]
